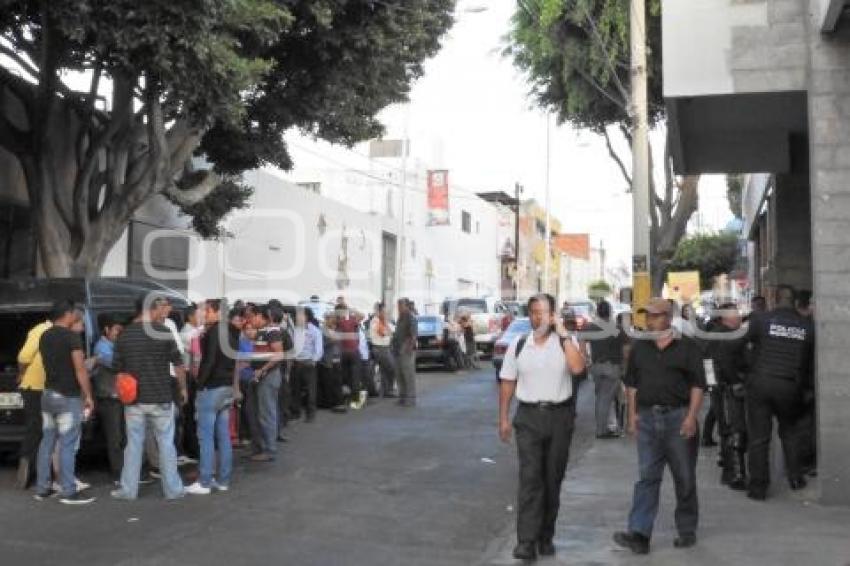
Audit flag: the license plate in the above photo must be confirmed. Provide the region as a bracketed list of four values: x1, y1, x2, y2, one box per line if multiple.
[0, 392, 23, 409]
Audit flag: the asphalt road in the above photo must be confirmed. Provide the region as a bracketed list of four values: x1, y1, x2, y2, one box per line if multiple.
[0, 365, 596, 566]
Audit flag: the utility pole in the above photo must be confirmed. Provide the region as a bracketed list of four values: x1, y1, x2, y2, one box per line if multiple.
[543, 112, 552, 294]
[630, 0, 652, 321]
[514, 182, 523, 299]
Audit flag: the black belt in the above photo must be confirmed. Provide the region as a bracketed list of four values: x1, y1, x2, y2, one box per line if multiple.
[519, 399, 571, 409]
[641, 404, 687, 414]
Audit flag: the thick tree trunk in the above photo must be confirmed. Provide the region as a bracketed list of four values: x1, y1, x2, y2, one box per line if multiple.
[1, 76, 215, 279]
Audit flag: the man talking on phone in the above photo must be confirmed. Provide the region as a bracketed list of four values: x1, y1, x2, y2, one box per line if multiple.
[499, 293, 586, 561]
[613, 298, 706, 555]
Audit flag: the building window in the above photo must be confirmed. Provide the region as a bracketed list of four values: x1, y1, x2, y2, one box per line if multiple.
[461, 211, 472, 233]
[297, 182, 321, 194]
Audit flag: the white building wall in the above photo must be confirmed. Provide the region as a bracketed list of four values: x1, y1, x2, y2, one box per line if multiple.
[189, 168, 393, 312]
[288, 156, 502, 314]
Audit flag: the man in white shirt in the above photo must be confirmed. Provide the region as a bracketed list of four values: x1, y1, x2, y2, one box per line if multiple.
[499, 294, 586, 561]
[368, 302, 396, 397]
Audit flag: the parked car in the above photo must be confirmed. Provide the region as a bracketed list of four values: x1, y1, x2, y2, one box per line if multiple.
[414, 315, 456, 371]
[441, 297, 507, 358]
[0, 277, 190, 455]
[562, 299, 596, 331]
[492, 317, 531, 378]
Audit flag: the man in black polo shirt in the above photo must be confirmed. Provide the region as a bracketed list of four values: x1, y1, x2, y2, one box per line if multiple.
[111, 296, 188, 500]
[614, 298, 706, 555]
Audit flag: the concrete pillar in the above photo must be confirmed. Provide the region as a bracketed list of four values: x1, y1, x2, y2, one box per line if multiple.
[807, 0, 850, 505]
[773, 172, 812, 290]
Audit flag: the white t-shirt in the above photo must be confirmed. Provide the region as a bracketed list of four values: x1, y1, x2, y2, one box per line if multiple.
[499, 332, 573, 403]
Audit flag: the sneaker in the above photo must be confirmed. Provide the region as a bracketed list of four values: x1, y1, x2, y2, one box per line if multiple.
[59, 491, 96, 505]
[613, 531, 650, 555]
[674, 534, 697, 548]
[52, 479, 90, 493]
[185, 481, 211, 495]
[148, 469, 162, 480]
[110, 489, 135, 501]
[250, 453, 274, 462]
[33, 489, 57, 501]
[138, 475, 155, 485]
[211, 481, 229, 492]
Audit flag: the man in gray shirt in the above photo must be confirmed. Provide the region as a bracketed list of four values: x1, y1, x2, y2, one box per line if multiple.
[392, 298, 418, 407]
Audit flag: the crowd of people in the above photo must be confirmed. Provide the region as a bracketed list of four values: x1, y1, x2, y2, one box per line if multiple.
[14, 294, 421, 505]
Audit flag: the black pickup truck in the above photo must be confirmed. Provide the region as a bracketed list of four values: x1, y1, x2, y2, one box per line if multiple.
[0, 277, 190, 455]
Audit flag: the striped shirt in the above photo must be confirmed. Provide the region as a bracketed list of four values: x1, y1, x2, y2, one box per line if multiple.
[114, 322, 183, 404]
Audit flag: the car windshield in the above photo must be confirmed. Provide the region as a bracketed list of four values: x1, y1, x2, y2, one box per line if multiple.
[505, 318, 531, 336]
[455, 299, 487, 314]
[417, 317, 441, 334]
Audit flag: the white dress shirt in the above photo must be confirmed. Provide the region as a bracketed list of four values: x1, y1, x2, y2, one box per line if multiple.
[499, 331, 573, 403]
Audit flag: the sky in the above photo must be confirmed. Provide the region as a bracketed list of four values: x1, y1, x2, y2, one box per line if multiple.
[286, 0, 734, 273]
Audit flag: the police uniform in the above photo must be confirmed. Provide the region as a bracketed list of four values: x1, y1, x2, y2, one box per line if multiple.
[707, 322, 749, 489]
[500, 331, 576, 550]
[746, 307, 814, 497]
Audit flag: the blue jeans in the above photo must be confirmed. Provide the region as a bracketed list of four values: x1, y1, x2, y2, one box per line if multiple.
[195, 387, 233, 487]
[118, 403, 184, 499]
[36, 390, 82, 496]
[258, 369, 281, 455]
[628, 406, 699, 538]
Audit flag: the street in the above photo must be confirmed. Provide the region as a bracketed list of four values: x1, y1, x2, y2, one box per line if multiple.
[0, 366, 596, 566]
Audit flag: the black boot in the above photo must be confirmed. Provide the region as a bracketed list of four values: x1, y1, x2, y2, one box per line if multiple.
[728, 434, 748, 490]
[512, 541, 537, 560]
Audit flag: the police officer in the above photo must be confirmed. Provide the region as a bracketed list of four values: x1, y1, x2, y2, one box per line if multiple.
[707, 303, 749, 490]
[745, 285, 814, 500]
[499, 293, 586, 561]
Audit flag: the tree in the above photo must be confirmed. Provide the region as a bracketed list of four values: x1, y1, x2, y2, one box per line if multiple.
[0, 1, 453, 276]
[587, 279, 611, 299]
[667, 232, 738, 290]
[505, 0, 700, 293]
[726, 173, 744, 219]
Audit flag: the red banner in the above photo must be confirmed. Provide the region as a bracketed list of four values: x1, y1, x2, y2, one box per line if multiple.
[427, 170, 449, 226]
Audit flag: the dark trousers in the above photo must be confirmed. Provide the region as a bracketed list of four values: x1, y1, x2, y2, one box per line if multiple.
[291, 361, 318, 418]
[628, 406, 699, 539]
[245, 381, 264, 455]
[703, 388, 720, 443]
[718, 384, 748, 485]
[279, 362, 292, 426]
[238, 380, 252, 441]
[318, 363, 343, 408]
[372, 346, 397, 396]
[19, 389, 42, 468]
[340, 352, 362, 393]
[96, 397, 125, 481]
[513, 403, 576, 544]
[747, 375, 804, 491]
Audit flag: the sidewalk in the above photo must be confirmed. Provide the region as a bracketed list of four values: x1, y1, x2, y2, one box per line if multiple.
[488, 435, 850, 565]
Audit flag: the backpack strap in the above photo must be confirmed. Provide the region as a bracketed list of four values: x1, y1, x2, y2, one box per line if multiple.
[515, 333, 567, 358]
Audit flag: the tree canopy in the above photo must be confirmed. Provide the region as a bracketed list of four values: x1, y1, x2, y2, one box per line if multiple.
[587, 279, 612, 299]
[0, 0, 454, 275]
[506, 0, 699, 294]
[668, 232, 739, 289]
[504, 0, 663, 134]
